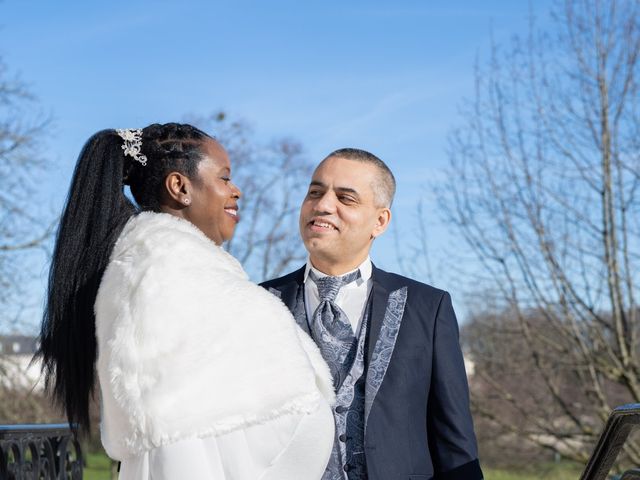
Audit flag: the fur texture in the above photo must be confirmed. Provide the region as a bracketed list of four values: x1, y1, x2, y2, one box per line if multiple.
[95, 212, 334, 460]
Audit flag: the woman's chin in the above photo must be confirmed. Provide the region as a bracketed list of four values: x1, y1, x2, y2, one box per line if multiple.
[222, 227, 237, 243]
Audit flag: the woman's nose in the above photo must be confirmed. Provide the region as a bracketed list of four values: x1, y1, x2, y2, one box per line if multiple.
[231, 182, 242, 199]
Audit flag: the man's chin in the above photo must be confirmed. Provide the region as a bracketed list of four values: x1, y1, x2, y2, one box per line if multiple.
[304, 240, 338, 258]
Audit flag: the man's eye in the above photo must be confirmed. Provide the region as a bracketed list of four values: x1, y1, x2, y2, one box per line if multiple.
[221, 177, 231, 182]
[308, 190, 322, 197]
[339, 196, 355, 203]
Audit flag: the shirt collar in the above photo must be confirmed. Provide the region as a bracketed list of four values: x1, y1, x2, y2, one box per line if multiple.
[304, 256, 372, 285]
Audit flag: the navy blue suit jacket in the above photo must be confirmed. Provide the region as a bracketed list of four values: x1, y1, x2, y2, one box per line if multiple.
[261, 265, 483, 480]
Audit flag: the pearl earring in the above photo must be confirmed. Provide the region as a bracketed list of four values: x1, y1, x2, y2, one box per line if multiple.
[184, 198, 191, 205]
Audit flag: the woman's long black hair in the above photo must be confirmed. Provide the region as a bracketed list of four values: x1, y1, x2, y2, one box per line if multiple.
[38, 123, 210, 432]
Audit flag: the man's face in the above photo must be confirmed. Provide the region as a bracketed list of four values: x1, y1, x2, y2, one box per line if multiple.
[299, 156, 391, 273]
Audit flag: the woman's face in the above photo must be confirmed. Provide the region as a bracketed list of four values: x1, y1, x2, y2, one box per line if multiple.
[184, 139, 241, 245]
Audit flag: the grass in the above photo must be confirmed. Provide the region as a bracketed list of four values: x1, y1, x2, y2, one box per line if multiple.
[484, 462, 583, 479]
[84, 451, 115, 480]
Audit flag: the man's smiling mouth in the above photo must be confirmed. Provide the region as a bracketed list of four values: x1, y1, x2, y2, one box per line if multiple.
[309, 219, 338, 231]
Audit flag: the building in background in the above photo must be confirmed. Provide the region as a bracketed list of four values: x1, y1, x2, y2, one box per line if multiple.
[0, 335, 43, 390]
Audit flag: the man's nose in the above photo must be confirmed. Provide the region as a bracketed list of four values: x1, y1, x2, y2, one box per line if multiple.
[314, 191, 337, 213]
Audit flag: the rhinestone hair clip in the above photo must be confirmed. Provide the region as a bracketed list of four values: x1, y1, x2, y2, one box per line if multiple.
[116, 128, 148, 166]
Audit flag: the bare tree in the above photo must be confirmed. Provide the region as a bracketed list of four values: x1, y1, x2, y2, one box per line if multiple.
[463, 307, 631, 467]
[392, 199, 434, 284]
[189, 112, 313, 281]
[0, 352, 60, 424]
[438, 0, 640, 465]
[0, 55, 52, 331]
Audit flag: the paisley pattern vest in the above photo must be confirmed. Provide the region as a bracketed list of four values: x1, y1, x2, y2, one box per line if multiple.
[320, 299, 371, 480]
[267, 277, 409, 480]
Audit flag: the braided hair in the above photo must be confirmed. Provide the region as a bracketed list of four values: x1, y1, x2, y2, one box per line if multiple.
[126, 123, 211, 210]
[38, 123, 212, 432]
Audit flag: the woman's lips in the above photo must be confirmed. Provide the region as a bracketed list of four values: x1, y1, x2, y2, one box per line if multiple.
[224, 207, 239, 222]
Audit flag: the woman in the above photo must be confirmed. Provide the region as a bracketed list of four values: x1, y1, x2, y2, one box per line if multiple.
[38, 123, 335, 479]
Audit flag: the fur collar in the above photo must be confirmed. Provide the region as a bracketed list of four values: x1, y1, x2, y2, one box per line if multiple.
[95, 212, 334, 460]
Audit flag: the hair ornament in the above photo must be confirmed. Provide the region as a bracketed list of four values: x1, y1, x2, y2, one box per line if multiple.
[116, 128, 148, 166]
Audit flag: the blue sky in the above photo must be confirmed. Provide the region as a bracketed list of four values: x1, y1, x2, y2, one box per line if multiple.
[1, 0, 555, 328]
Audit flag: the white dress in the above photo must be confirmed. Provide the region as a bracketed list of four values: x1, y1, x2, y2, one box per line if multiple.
[118, 401, 333, 480]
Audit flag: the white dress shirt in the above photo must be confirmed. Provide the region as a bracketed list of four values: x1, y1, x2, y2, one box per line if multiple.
[304, 257, 373, 336]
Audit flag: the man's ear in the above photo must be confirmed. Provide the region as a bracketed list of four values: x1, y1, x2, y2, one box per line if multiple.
[372, 208, 391, 239]
[164, 172, 191, 205]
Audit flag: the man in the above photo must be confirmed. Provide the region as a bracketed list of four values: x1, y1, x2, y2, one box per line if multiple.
[261, 148, 482, 480]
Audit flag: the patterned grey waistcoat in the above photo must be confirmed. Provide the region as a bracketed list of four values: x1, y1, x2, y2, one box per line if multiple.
[268, 280, 409, 480]
[320, 299, 371, 480]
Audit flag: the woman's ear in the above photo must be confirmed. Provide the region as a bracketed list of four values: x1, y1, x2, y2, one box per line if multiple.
[164, 172, 191, 206]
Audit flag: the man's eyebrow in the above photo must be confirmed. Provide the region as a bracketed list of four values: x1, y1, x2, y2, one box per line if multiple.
[335, 187, 359, 197]
[308, 181, 359, 197]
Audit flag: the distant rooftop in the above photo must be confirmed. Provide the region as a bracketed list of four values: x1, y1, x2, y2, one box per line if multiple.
[0, 335, 38, 355]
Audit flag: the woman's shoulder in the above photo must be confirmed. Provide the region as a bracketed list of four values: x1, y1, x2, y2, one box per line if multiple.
[111, 212, 246, 277]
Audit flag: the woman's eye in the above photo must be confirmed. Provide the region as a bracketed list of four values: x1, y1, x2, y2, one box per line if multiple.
[221, 177, 231, 182]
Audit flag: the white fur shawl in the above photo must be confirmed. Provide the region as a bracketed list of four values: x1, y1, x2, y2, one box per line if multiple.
[95, 212, 334, 460]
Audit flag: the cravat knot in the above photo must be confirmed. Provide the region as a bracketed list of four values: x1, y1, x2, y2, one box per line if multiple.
[310, 269, 361, 302]
[308, 268, 362, 391]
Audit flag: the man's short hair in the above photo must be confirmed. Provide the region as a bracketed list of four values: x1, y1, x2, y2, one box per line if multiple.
[324, 148, 396, 208]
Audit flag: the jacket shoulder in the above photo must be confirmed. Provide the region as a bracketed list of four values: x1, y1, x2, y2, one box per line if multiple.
[260, 266, 305, 290]
[373, 267, 447, 300]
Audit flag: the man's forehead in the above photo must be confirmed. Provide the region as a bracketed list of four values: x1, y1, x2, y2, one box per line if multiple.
[309, 161, 378, 200]
[312, 157, 376, 182]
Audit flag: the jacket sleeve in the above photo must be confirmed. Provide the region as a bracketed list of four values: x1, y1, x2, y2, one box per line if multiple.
[427, 292, 483, 480]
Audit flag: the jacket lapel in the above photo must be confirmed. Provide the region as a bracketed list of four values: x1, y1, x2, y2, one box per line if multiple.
[364, 266, 408, 428]
[366, 271, 390, 366]
[269, 266, 309, 334]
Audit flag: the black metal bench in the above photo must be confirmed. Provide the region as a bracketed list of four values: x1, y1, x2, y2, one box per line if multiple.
[0, 424, 82, 479]
[580, 403, 640, 480]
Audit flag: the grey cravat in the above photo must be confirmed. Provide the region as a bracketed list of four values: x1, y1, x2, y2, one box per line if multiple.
[309, 269, 361, 390]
